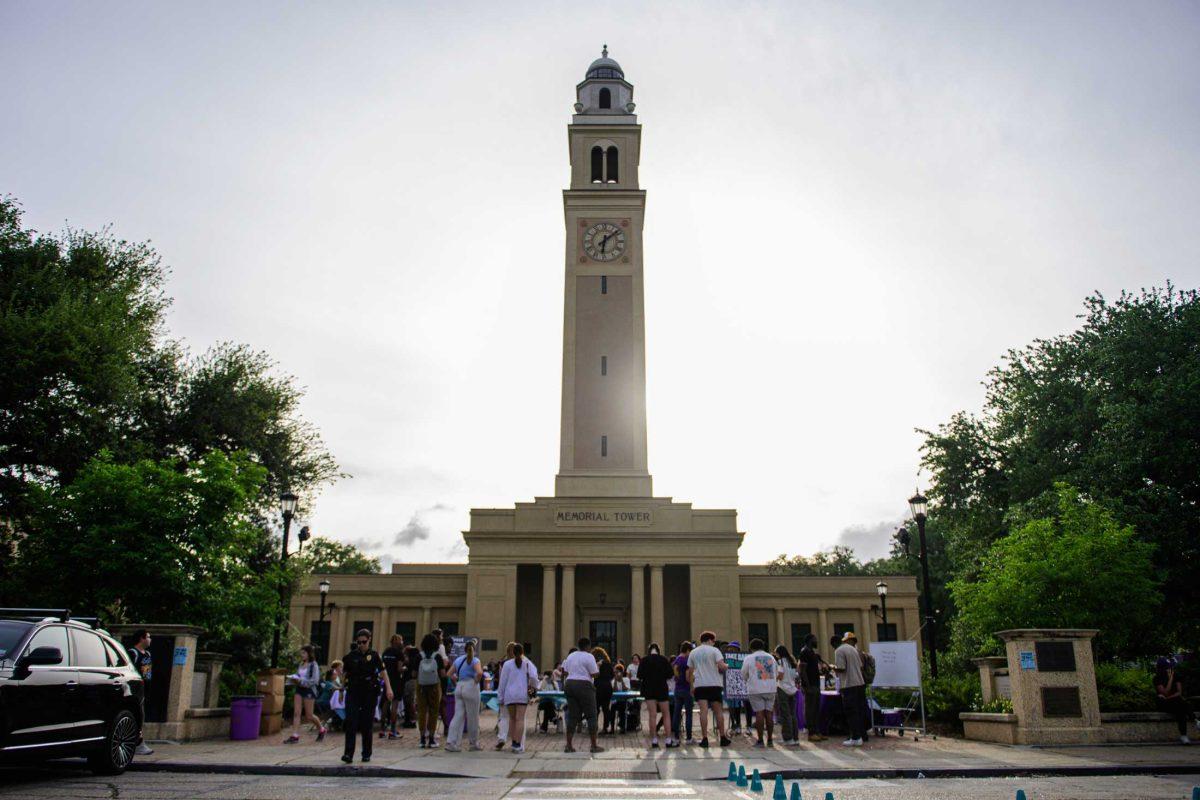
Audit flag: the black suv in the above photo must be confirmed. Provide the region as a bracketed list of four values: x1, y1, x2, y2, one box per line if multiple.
[0, 610, 144, 774]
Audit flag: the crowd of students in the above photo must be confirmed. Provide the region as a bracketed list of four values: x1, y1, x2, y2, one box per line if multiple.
[282, 625, 879, 762]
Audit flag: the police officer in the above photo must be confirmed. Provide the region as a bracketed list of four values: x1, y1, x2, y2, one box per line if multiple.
[341, 629, 394, 763]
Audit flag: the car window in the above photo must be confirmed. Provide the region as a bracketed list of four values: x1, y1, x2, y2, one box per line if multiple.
[0, 620, 33, 662]
[72, 629, 108, 668]
[25, 625, 69, 665]
[102, 637, 128, 667]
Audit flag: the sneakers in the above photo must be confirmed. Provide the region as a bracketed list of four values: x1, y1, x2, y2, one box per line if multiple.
[842, 738, 863, 747]
[650, 738, 659, 749]
[699, 737, 709, 748]
[469, 744, 483, 751]
[666, 739, 680, 748]
[429, 736, 439, 748]
[512, 743, 525, 754]
[135, 743, 154, 756]
[388, 731, 400, 740]
[1182, 736, 1192, 744]
[591, 745, 605, 753]
[495, 740, 507, 751]
[316, 727, 327, 742]
[808, 733, 826, 742]
[361, 755, 371, 762]
[444, 743, 461, 752]
[719, 736, 732, 747]
[752, 740, 765, 748]
[341, 754, 353, 764]
[418, 737, 427, 749]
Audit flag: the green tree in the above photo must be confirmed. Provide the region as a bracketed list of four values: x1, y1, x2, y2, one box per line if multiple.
[922, 285, 1200, 648]
[767, 545, 876, 576]
[949, 484, 1160, 660]
[297, 536, 381, 575]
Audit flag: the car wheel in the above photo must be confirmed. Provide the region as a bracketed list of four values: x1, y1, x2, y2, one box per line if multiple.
[88, 709, 139, 775]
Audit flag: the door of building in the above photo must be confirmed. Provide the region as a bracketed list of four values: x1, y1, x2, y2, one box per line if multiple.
[589, 620, 617, 660]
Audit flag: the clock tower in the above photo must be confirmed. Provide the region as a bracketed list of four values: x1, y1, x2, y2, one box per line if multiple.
[556, 47, 652, 498]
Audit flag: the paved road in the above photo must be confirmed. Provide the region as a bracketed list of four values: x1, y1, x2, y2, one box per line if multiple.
[1, 768, 1198, 800]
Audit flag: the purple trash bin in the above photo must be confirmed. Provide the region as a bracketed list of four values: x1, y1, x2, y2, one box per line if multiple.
[230, 695, 263, 740]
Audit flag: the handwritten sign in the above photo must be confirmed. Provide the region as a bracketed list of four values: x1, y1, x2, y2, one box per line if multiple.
[172, 646, 189, 666]
[867, 641, 921, 688]
[1019, 651, 1036, 670]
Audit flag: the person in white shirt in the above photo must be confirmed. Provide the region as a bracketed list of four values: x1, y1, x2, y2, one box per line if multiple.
[774, 644, 800, 745]
[833, 631, 866, 746]
[497, 643, 538, 754]
[740, 638, 778, 747]
[561, 637, 605, 753]
[686, 630, 731, 748]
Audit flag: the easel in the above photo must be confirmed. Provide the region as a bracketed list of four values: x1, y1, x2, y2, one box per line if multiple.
[867, 638, 927, 736]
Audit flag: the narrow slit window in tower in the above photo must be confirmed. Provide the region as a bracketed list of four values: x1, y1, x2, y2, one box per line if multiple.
[601, 435, 608, 457]
[601, 275, 607, 294]
[598, 87, 611, 109]
[601, 355, 607, 376]
[591, 146, 604, 183]
[606, 146, 619, 183]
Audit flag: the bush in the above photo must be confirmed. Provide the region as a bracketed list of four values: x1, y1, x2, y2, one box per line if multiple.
[971, 696, 1013, 714]
[1095, 662, 1155, 711]
[923, 668, 982, 724]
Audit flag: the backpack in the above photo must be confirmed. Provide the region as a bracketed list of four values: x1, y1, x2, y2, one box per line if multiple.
[418, 654, 440, 686]
[861, 651, 876, 685]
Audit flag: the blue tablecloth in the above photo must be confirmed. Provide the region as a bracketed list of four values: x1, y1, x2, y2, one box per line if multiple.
[480, 689, 641, 713]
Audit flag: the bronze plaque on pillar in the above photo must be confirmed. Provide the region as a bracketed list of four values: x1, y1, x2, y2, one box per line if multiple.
[1041, 686, 1082, 717]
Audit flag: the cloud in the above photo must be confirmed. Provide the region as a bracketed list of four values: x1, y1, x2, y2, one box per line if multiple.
[426, 502, 454, 512]
[443, 539, 468, 560]
[394, 515, 432, 546]
[832, 519, 903, 562]
[347, 537, 384, 551]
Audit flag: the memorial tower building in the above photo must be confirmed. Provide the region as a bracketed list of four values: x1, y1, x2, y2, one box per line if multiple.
[292, 50, 919, 667]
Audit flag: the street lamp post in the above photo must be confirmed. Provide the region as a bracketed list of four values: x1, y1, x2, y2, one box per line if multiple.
[270, 491, 299, 669]
[316, 578, 331, 661]
[906, 490, 938, 678]
[876, 580, 889, 641]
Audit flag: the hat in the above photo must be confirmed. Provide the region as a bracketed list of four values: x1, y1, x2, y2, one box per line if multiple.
[841, 631, 858, 643]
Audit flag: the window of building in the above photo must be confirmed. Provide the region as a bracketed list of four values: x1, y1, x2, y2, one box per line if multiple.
[601, 435, 608, 457]
[605, 146, 619, 183]
[832, 622, 855, 644]
[876, 623, 897, 642]
[394, 621, 416, 644]
[748, 622, 769, 648]
[591, 146, 604, 183]
[790, 623, 812, 656]
[438, 622, 459, 637]
[601, 355, 607, 375]
[598, 87, 611, 109]
[601, 275, 607, 294]
[71, 629, 108, 668]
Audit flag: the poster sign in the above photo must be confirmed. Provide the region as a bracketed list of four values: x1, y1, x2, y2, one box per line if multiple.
[867, 640, 921, 688]
[449, 636, 477, 660]
[1019, 651, 1036, 670]
[172, 646, 188, 666]
[723, 653, 747, 701]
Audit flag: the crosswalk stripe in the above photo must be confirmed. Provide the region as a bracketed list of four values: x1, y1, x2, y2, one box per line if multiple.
[511, 790, 695, 795]
[518, 779, 688, 786]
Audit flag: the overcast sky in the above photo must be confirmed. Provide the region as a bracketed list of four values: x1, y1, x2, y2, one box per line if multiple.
[4, 2, 1199, 567]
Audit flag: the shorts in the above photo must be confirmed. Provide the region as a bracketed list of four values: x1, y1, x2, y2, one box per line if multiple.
[296, 686, 316, 700]
[694, 686, 723, 704]
[642, 688, 669, 702]
[748, 692, 775, 713]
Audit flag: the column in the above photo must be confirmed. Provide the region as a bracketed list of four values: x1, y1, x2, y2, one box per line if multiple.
[630, 563, 646, 654]
[860, 607, 872, 646]
[421, 606, 431, 637]
[775, 608, 786, 649]
[649, 564, 665, 647]
[542, 564, 558, 661]
[817, 608, 829, 657]
[561, 564, 576, 648]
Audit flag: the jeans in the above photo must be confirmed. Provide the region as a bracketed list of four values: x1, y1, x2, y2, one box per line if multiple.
[448, 679, 480, 747]
[840, 685, 867, 740]
[1156, 694, 1194, 736]
[403, 679, 417, 724]
[343, 690, 377, 759]
[775, 689, 798, 741]
[672, 691, 693, 739]
[803, 687, 821, 735]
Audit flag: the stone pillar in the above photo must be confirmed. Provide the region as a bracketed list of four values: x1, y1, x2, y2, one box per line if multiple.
[649, 564, 665, 647]
[998, 628, 1102, 744]
[773, 608, 785, 648]
[542, 564, 558, 661]
[860, 607, 872, 645]
[817, 608, 830, 657]
[109, 624, 205, 740]
[974, 656, 1009, 704]
[421, 606, 432, 637]
[561, 565, 576, 647]
[630, 563, 646, 655]
[193, 651, 230, 708]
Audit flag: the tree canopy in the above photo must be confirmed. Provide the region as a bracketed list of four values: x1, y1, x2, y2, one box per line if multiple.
[298, 536, 382, 575]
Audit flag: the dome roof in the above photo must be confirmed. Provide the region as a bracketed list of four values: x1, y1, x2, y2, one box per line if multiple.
[586, 46, 624, 80]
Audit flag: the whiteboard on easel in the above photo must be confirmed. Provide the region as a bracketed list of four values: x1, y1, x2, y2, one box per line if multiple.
[869, 640, 922, 688]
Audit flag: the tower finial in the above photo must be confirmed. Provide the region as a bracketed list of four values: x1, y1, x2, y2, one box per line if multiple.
[602, 44, 608, 58]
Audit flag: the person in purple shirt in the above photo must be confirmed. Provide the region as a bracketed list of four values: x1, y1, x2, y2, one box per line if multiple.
[671, 640, 694, 742]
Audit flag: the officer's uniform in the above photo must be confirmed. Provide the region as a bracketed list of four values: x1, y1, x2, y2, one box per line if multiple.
[342, 646, 385, 760]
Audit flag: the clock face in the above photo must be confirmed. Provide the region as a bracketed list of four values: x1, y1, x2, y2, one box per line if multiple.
[583, 222, 627, 262]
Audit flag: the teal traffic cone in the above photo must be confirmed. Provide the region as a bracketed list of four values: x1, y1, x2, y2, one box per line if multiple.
[750, 769, 763, 792]
[1016, 791, 1026, 800]
[737, 765, 748, 787]
[772, 775, 786, 800]
[789, 783, 801, 800]
[728, 762, 738, 782]
[824, 793, 834, 800]
[1192, 788, 1199, 800]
